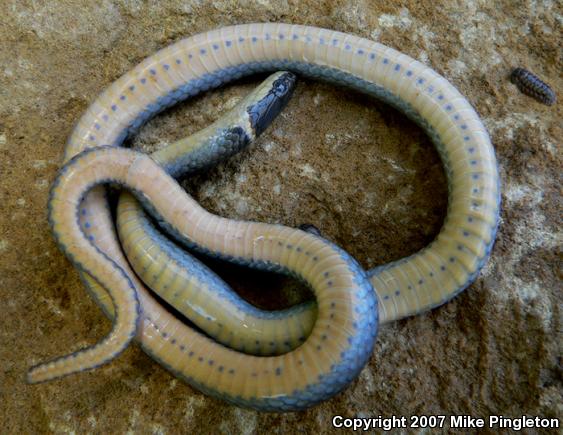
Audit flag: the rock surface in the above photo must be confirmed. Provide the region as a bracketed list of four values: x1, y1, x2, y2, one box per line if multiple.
[1, 1, 561, 433]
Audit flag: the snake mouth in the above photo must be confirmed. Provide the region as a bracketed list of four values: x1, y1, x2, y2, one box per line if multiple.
[247, 71, 297, 136]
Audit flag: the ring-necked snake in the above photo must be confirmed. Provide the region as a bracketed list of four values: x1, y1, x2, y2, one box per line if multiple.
[28, 23, 500, 412]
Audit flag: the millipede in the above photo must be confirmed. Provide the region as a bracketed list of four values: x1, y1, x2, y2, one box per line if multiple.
[510, 67, 556, 106]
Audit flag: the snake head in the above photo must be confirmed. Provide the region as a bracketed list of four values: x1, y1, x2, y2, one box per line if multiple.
[247, 71, 297, 137]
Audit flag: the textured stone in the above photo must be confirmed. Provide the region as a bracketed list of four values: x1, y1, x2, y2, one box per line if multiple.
[1, 0, 560, 432]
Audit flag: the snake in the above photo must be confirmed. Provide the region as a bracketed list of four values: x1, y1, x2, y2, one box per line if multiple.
[28, 23, 500, 411]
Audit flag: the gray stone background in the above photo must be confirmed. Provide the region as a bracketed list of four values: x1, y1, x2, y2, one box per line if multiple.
[1, 0, 561, 433]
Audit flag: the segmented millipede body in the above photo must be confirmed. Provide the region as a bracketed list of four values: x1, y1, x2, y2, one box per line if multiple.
[510, 67, 556, 106]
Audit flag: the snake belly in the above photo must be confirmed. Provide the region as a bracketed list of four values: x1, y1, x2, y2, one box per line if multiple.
[31, 23, 500, 411]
